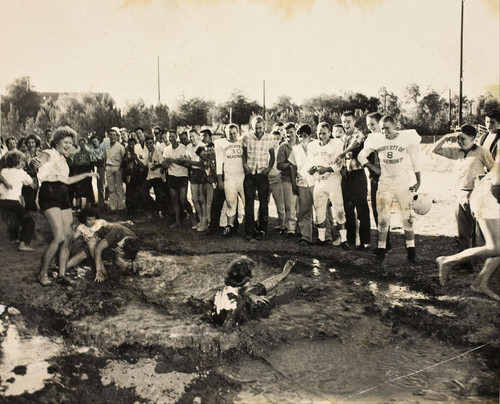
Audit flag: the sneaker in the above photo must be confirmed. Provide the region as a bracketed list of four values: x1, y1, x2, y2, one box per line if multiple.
[340, 241, 351, 251]
[407, 247, 417, 263]
[375, 248, 386, 263]
[222, 226, 233, 237]
[332, 236, 342, 246]
[197, 224, 208, 232]
[192, 223, 200, 230]
[315, 239, 330, 247]
[356, 244, 370, 251]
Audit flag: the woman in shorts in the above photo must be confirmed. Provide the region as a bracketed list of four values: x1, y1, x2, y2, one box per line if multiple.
[34, 126, 98, 286]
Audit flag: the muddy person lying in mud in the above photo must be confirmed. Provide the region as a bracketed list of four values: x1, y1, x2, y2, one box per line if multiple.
[212, 257, 295, 330]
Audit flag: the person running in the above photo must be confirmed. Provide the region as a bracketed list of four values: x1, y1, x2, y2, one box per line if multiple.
[0, 150, 36, 251]
[212, 257, 295, 329]
[358, 115, 422, 263]
[308, 122, 349, 248]
[216, 124, 245, 237]
[33, 126, 98, 286]
[437, 144, 500, 300]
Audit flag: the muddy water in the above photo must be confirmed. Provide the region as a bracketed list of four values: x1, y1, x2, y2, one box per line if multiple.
[1, 251, 497, 402]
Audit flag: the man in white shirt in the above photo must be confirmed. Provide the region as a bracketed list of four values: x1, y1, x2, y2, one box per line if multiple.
[216, 124, 245, 236]
[358, 115, 422, 263]
[105, 128, 126, 211]
[308, 122, 348, 249]
[477, 111, 500, 161]
[162, 131, 189, 228]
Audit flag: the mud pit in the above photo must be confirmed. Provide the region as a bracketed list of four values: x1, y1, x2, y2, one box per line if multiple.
[1, 190, 499, 403]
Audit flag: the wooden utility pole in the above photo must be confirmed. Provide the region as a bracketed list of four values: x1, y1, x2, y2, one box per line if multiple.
[263, 80, 266, 121]
[157, 56, 161, 104]
[458, 0, 464, 126]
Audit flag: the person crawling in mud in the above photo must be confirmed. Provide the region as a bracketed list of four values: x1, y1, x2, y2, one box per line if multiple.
[66, 206, 133, 273]
[89, 223, 140, 282]
[212, 257, 295, 330]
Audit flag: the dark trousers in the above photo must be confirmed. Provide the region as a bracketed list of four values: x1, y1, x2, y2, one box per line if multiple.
[456, 190, 474, 251]
[143, 178, 166, 213]
[0, 200, 35, 244]
[342, 169, 371, 245]
[370, 178, 390, 245]
[209, 187, 226, 231]
[244, 173, 269, 236]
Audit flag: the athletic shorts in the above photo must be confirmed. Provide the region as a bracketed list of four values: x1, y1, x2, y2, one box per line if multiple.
[70, 235, 90, 257]
[189, 169, 206, 185]
[38, 181, 71, 212]
[167, 175, 188, 190]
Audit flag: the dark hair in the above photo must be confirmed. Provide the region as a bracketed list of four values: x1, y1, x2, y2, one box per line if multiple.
[77, 206, 100, 223]
[297, 124, 312, 136]
[179, 131, 188, 137]
[367, 112, 382, 122]
[380, 115, 396, 125]
[341, 110, 355, 119]
[485, 110, 500, 122]
[127, 137, 137, 144]
[195, 145, 206, 156]
[224, 257, 254, 287]
[17, 137, 27, 150]
[3, 150, 25, 168]
[460, 124, 477, 138]
[123, 237, 140, 261]
[333, 124, 345, 132]
[25, 134, 41, 148]
[189, 128, 198, 134]
[51, 126, 77, 148]
[144, 135, 154, 142]
[134, 127, 144, 132]
[285, 122, 296, 131]
[44, 129, 53, 135]
[201, 129, 212, 137]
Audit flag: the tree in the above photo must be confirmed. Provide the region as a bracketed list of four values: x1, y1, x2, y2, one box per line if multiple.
[175, 97, 214, 127]
[212, 91, 261, 126]
[121, 99, 155, 131]
[268, 95, 301, 125]
[1, 76, 42, 125]
[404, 84, 421, 104]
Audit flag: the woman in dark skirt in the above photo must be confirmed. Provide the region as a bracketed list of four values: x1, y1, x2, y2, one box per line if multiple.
[33, 126, 98, 286]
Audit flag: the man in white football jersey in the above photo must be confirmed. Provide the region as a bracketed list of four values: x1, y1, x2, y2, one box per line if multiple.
[358, 115, 422, 263]
[216, 124, 245, 236]
[307, 122, 349, 249]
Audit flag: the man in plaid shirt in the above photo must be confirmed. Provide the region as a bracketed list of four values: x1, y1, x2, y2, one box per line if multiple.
[242, 115, 275, 242]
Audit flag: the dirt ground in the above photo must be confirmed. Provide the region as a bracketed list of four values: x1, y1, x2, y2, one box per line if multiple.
[0, 149, 499, 403]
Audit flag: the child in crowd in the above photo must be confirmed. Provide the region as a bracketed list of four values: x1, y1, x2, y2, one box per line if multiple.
[0, 150, 36, 251]
[212, 257, 295, 329]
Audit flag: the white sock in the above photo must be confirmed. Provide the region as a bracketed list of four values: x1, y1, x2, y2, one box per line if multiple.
[318, 228, 326, 241]
[406, 240, 415, 248]
[378, 241, 386, 249]
[339, 229, 347, 242]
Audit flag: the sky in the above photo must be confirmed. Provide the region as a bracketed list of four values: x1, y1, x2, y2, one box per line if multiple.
[0, 0, 498, 109]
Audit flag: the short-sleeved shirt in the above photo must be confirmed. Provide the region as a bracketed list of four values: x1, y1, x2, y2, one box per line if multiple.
[76, 219, 108, 241]
[308, 138, 344, 181]
[359, 130, 421, 180]
[95, 224, 136, 248]
[277, 142, 293, 181]
[289, 142, 316, 187]
[0, 168, 32, 201]
[163, 144, 189, 177]
[146, 147, 165, 180]
[242, 132, 274, 174]
[38, 149, 70, 183]
[434, 144, 494, 190]
[105, 142, 126, 167]
[215, 138, 244, 176]
[343, 128, 366, 172]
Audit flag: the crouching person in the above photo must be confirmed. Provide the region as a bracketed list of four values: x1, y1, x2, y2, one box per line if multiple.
[212, 257, 295, 330]
[89, 223, 140, 282]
